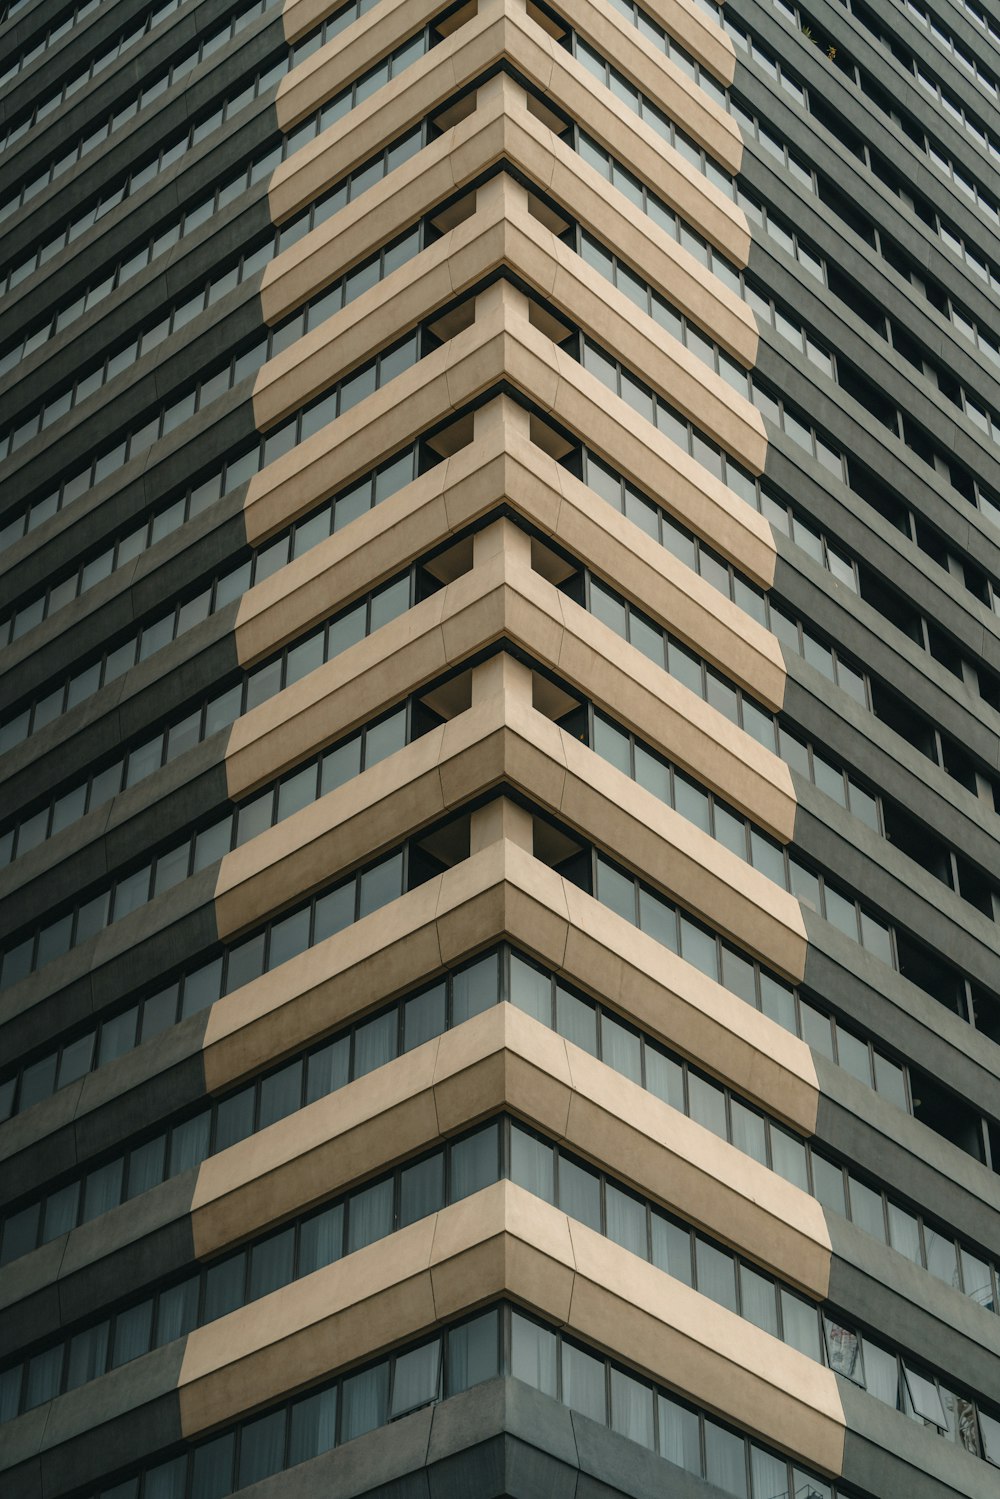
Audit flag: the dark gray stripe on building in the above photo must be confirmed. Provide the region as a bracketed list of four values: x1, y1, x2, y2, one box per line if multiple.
[0, 864, 219, 1064]
[827, 1216, 1000, 1409]
[0, 1376, 800, 1499]
[0, 1168, 200, 1357]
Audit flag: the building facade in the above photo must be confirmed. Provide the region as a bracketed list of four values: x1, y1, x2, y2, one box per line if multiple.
[1, 0, 999, 1493]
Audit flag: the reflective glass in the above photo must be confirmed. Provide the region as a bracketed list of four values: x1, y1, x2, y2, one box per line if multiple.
[511, 1311, 557, 1395]
[561, 1341, 606, 1422]
[447, 1308, 499, 1392]
[399, 1153, 445, 1228]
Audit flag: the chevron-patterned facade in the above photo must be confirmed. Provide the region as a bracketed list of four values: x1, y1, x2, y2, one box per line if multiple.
[1, 0, 999, 1495]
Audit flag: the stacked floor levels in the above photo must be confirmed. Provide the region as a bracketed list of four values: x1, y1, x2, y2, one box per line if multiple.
[1, 0, 999, 1495]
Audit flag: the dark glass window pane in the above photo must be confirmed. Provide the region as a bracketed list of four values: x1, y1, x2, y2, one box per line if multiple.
[810, 1154, 846, 1216]
[346, 1178, 393, 1253]
[313, 882, 354, 942]
[112, 1298, 153, 1367]
[364, 710, 407, 766]
[25, 1345, 63, 1408]
[601, 1014, 641, 1082]
[606, 1184, 647, 1259]
[141, 986, 179, 1042]
[58, 1032, 95, 1087]
[66, 1320, 110, 1389]
[258, 1062, 303, 1129]
[645, 1048, 684, 1111]
[561, 1341, 606, 1422]
[510, 1126, 554, 1204]
[341, 1361, 389, 1441]
[225, 932, 265, 994]
[358, 854, 403, 917]
[157, 1276, 199, 1342]
[887, 1202, 921, 1263]
[267, 906, 310, 969]
[555, 986, 597, 1054]
[696, 1239, 737, 1312]
[83, 1158, 124, 1221]
[288, 1387, 337, 1464]
[390, 1339, 441, 1417]
[191, 1431, 235, 1499]
[399, 1153, 445, 1227]
[450, 1122, 499, 1201]
[452, 950, 499, 1024]
[769, 1129, 809, 1192]
[145, 1455, 186, 1499]
[750, 1445, 788, 1499]
[182, 958, 223, 1016]
[704, 1418, 748, 1497]
[100, 1006, 138, 1064]
[42, 1181, 78, 1241]
[780, 1290, 821, 1361]
[169, 1112, 211, 1175]
[740, 1265, 778, 1337]
[688, 1073, 727, 1138]
[658, 1393, 700, 1471]
[306, 1037, 350, 1102]
[730, 1099, 768, 1167]
[203, 1253, 246, 1322]
[249, 1227, 295, 1300]
[214, 1088, 255, 1152]
[611, 1367, 654, 1448]
[651, 1216, 692, 1284]
[845, 1173, 886, 1241]
[510, 1312, 556, 1395]
[239, 1408, 286, 1485]
[508, 955, 550, 1024]
[19, 1053, 58, 1110]
[299, 1204, 344, 1275]
[403, 983, 446, 1050]
[558, 1156, 602, 1232]
[128, 1134, 167, 1197]
[354, 1010, 396, 1077]
[447, 1308, 499, 1392]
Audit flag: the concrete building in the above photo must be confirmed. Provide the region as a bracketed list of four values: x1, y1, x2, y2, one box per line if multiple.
[1, 0, 999, 1493]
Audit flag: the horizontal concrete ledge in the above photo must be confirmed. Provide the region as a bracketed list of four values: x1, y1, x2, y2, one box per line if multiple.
[213, 691, 806, 979]
[227, 519, 789, 839]
[268, 21, 746, 261]
[840, 1379, 997, 1499]
[280, 0, 738, 84]
[261, 77, 754, 362]
[121, 1380, 784, 1499]
[828, 1217, 1000, 1411]
[0, 1183, 843, 1488]
[275, 0, 738, 172]
[247, 303, 770, 591]
[253, 176, 764, 467]
[0, 829, 820, 1266]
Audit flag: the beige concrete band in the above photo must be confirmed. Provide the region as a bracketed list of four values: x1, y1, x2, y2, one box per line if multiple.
[228, 515, 792, 840]
[0, 844, 824, 1338]
[268, 1, 746, 259]
[261, 74, 756, 361]
[238, 390, 776, 688]
[176, 1181, 843, 1465]
[254, 176, 764, 468]
[276, 0, 738, 172]
[213, 654, 807, 978]
[280, 0, 737, 90]
[187, 1002, 827, 1277]
[203, 839, 817, 1119]
[246, 288, 768, 588]
[0, 1182, 843, 1482]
